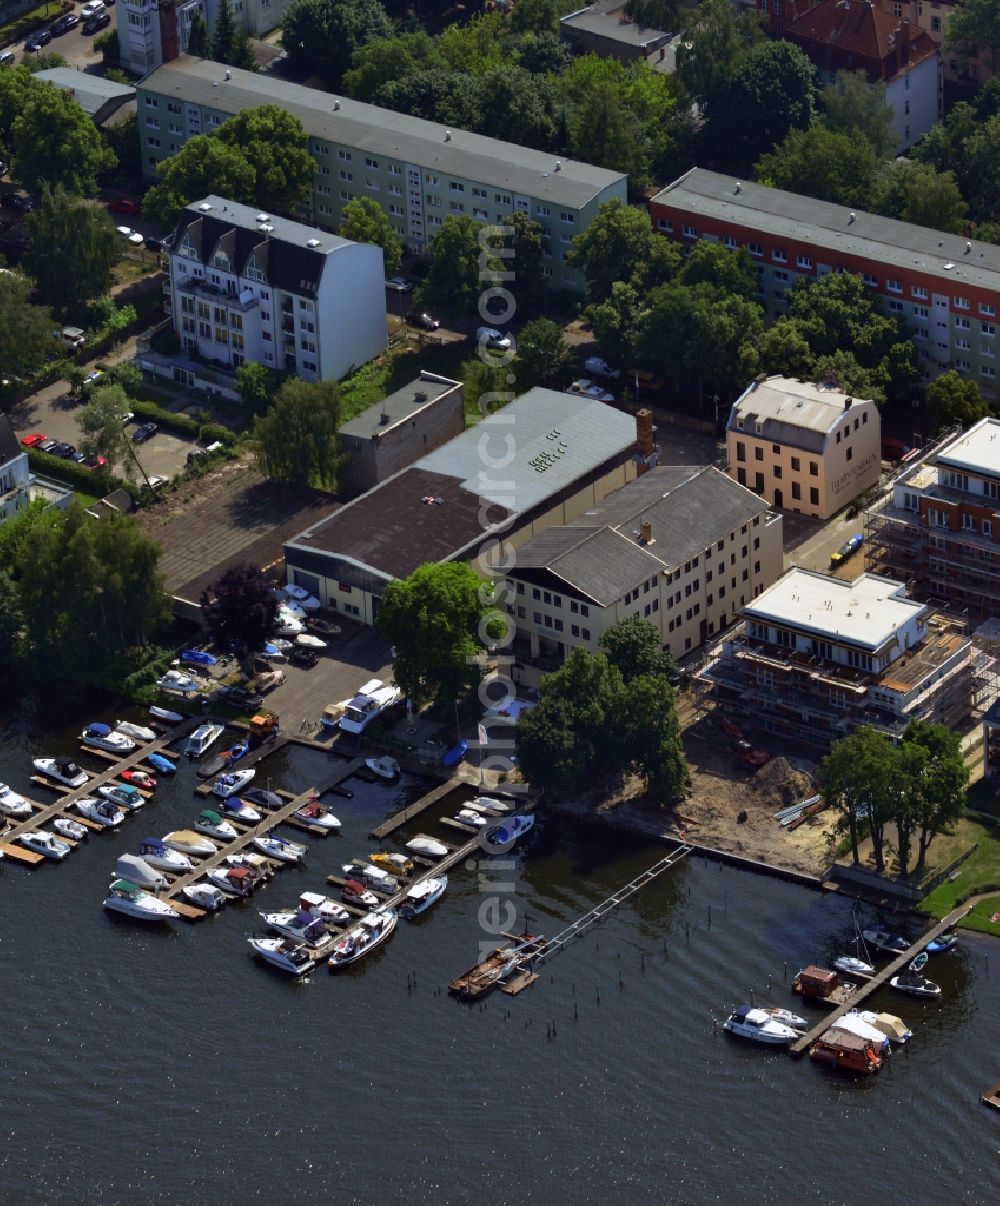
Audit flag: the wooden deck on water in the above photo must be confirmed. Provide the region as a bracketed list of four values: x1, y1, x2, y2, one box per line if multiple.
[789, 905, 972, 1055]
[370, 776, 469, 840]
[192, 734, 291, 796]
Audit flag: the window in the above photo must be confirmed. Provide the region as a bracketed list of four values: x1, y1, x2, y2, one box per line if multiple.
[581, 628, 590, 641]
[774, 270, 789, 282]
[963, 513, 977, 532]
[955, 296, 970, 310]
[339, 171, 353, 182]
[956, 316, 971, 330]
[571, 625, 580, 638]
[773, 465, 782, 479]
[754, 446, 763, 461]
[736, 441, 746, 462]
[560, 212, 575, 224]
[449, 181, 464, 192]
[810, 487, 819, 506]
[809, 461, 818, 476]
[472, 187, 487, 198]
[495, 193, 511, 206]
[748, 242, 763, 257]
[887, 300, 904, 313]
[365, 157, 378, 168]
[986, 521, 994, 538]
[914, 305, 929, 319]
[862, 273, 878, 288]
[887, 279, 902, 293]
[388, 165, 402, 176]
[657, 219, 673, 233]
[984, 323, 997, 338]
[981, 303, 996, 317]
[754, 473, 764, 492]
[791, 481, 801, 501]
[338, 150, 352, 161]
[846, 446, 853, 462]
[682, 224, 699, 239]
[796, 254, 813, 269]
[912, 285, 928, 299]
[982, 366, 997, 379]
[771, 248, 787, 263]
[723, 235, 737, 250]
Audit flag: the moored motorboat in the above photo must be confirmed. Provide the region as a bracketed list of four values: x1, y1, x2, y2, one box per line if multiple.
[114, 854, 168, 891]
[80, 723, 136, 755]
[341, 879, 379, 909]
[328, 909, 398, 968]
[211, 769, 255, 799]
[723, 1005, 798, 1045]
[297, 891, 351, 926]
[830, 1013, 892, 1052]
[890, 972, 942, 998]
[156, 670, 201, 696]
[401, 876, 447, 919]
[249, 936, 315, 975]
[207, 864, 256, 897]
[243, 788, 281, 810]
[762, 1007, 808, 1031]
[52, 817, 87, 841]
[406, 834, 448, 858]
[185, 723, 224, 758]
[194, 809, 238, 842]
[19, 829, 72, 860]
[121, 769, 156, 791]
[163, 829, 218, 857]
[465, 797, 514, 815]
[254, 833, 307, 863]
[259, 909, 330, 946]
[370, 851, 413, 877]
[139, 837, 193, 872]
[75, 797, 125, 828]
[453, 808, 487, 828]
[342, 861, 397, 893]
[365, 756, 399, 781]
[103, 879, 176, 922]
[0, 783, 32, 817]
[33, 757, 89, 788]
[926, 931, 958, 954]
[115, 720, 156, 743]
[148, 706, 184, 723]
[861, 928, 909, 955]
[97, 783, 144, 812]
[809, 1032, 883, 1075]
[293, 799, 341, 830]
[834, 955, 876, 978]
[145, 752, 176, 775]
[181, 882, 227, 911]
[484, 812, 535, 849]
[847, 1010, 912, 1044]
[218, 796, 262, 824]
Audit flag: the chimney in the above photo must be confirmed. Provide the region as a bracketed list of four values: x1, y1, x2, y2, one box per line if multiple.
[844, 397, 853, 410]
[639, 520, 653, 544]
[636, 407, 655, 458]
[379, 411, 390, 425]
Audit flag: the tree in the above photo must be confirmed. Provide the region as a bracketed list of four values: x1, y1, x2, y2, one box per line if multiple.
[953, 115, 1000, 224]
[11, 81, 115, 196]
[569, 80, 645, 180]
[785, 271, 909, 367]
[755, 124, 878, 208]
[587, 281, 643, 369]
[820, 70, 896, 159]
[418, 214, 488, 317]
[0, 569, 23, 666]
[143, 135, 255, 230]
[186, 11, 212, 58]
[376, 562, 496, 704]
[235, 361, 286, 418]
[567, 196, 659, 302]
[755, 319, 815, 380]
[600, 617, 674, 684]
[514, 318, 574, 389]
[213, 0, 255, 71]
[900, 720, 968, 871]
[948, 0, 1000, 76]
[0, 271, 57, 382]
[510, 0, 559, 35]
[924, 370, 989, 432]
[23, 186, 121, 319]
[105, 111, 142, 184]
[339, 196, 402, 276]
[214, 105, 314, 216]
[702, 40, 817, 175]
[201, 563, 278, 672]
[679, 239, 756, 299]
[871, 159, 968, 233]
[343, 31, 444, 102]
[676, 0, 765, 107]
[253, 378, 343, 489]
[625, 0, 681, 32]
[499, 211, 546, 317]
[819, 726, 900, 871]
[622, 673, 687, 805]
[78, 384, 136, 479]
[282, 0, 393, 89]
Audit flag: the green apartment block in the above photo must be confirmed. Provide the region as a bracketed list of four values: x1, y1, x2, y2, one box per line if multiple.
[137, 57, 628, 293]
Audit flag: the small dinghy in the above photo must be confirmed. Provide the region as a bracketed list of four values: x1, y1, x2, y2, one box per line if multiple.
[194, 809, 238, 842]
[926, 931, 958, 954]
[834, 955, 876, 978]
[401, 876, 447, 919]
[181, 882, 227, 912]
[254, 833, 307, 863]
[104, 879, 176, 923]
[115, 720, 156, 743]
[121, 769, 156, 791]
[406, 834, 448, 859]
[293, 799, 341, 830]
[148, 706, 184, 723]
[139, 837, 193, 872]
[243, 788, 281, 810]
[249, 936, 315, 975]
[19, 829, 72, 860]
[53, 817, 87, 841]
[75, 797, 125, 828]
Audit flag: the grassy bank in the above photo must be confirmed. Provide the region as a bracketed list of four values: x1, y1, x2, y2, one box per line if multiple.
[920, 818, 1000, 937]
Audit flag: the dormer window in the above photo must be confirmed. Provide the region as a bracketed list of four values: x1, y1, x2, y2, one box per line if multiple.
[211, 250, 230, 271]
[178, 234, 198, 259]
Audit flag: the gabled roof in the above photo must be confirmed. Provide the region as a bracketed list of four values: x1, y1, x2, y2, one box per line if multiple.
[785, 0, 937, 78]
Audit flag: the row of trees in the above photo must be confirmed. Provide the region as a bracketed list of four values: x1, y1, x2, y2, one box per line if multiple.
[186, 0, 256, 71]
[819, 722, 968, 877]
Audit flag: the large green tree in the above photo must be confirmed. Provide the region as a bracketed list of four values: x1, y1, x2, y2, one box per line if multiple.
[343, 31, 443, 102]
[587, 281, 643, 369]
[0, 569, 23, 665]
[213, 0, 256, 70]
[417, 214, 488, 317]
[600, 616, 674, 683]
[900, 720, 968, 872]
[11, 81, 116, 196]
[756, 124, 878, 208]
[78, 384, 136, 480]
[676, 0, 765, 107]
[186, 11, 212, 58]
[282, 0, 393, 89]
[569, 80, 645, 180]
[567, 196, 662, 302]
[376, 562, 497, 704]
[948, 0, 1000, 75]
[339, 196, 402, 276]
[514, 318, 574, 390]
[235, 361, 287, 418]
[623, 673, 687, 805]
[819, 726, 900, 871]
[0, 271, 58, 383]
[871, 160, 968, 233]
[200, 562, 278, 671]
[819, 70, 896, 159]
[510, 0, 560, 35]
[500, 211, 546, 318]
[23, 186, 121, 319]
[253, 377, 344, 489]
[143, 135, 255, 230]
[924, 369, 989, 432]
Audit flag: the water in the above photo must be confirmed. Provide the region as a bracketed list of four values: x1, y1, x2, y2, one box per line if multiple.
[1, 694, 999, 1204]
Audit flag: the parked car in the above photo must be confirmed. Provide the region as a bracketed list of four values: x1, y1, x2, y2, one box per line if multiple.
[216, 684, 264, 711]
[144, 236, 163, 253]
[82, 12, 110, 31]
[21, 433, 47, 447]
[121, 411, 135, 424]
[132, 422, 157, 443]
[565, 379, 614, 403]
[50, 442, 75, 459]
[0, 158, 8, 176]
[584, 356, 621, 380]
[0, 50, 16, 67]
[145, 475, 167, 490]
[49, 13, 79, 34]
[106, 198, 141, 215]
[385, 275, 414, 293]
[477, 326, 511, 350]
[405, 310, 440, 331]
[82, 454, 107, 470]
[116, 226, 145, 246]
[69, 450, 87, 463]
[289, 647, 320, 669]
[80, 0, 106, 16]
[1, 192, 32, 212]
[36, 439, 58, 453]
[24, 30, 52, 51]
[83, 370, 104, 387]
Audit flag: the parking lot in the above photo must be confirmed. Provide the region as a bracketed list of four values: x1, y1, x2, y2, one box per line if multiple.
[3, 4, 116, 70]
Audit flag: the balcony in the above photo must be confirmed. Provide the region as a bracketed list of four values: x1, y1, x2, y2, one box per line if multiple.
[174, 278, 257, 313]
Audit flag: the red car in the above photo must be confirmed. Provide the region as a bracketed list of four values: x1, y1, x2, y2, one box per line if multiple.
[106, 198, 141, 215]
[82, 454, 107, 470]
[21, 433, 47, 447]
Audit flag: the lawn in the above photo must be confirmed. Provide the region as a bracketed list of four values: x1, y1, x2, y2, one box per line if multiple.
[920, 817, 1000, 937]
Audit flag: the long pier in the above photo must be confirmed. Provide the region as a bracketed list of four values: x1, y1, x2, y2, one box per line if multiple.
[789, 904, 972, 1055]
[369, 776, 473, 840]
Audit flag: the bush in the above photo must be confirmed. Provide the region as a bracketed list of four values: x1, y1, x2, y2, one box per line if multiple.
[198, 421, 240, 448]
[129, 398, 200, 439]
[26, 447, 119, 495]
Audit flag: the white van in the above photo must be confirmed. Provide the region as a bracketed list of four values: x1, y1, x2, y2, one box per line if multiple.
[59, 326, 85, 350]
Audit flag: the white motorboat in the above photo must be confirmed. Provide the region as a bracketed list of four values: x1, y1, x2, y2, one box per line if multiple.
[80, 723, 136, 755]
[148, 705, 184, 723]
[338, 679, 402, 735]
[103, 879, 176, 922]
[763, 1007, 808, 1031]
[163, 829, 218, 857]
[19, 829, 72, 860]
[115, 720, 156, 743]
[343, 862, 397, 893]
[274, 612, 305, 637]
[849, 1010, 912, 1044]
[185, 723, 224, 758]
[723, 1006, 798, 1045]
[181, 882, 227, 911]
[365, 755, 399, 781]
[484, 812, 535, 849]
[218, 796, 263, 824]
[453, 808, 487, 828]
[139, 837, 194, 872]
[890, 972, 941, 998]
[194, 809, 238, 842]
[33, 757, 89, 788]
[156, 670, 201, 695]
[295, 632, 326, 648]
[293, 799, 341, 830]
[211, 769, 255, 799]
[52, 817, 87, 841]
[207, 864, 257, 897]
[834, 955, 876, 978]
[342, 879, 380, 909]
[401, 876, 447, 919]
[255, 833, 307, 863]
[466, 796, 514, 815]
[97, 783, 144, 811]
[75, 797, 125, 828]
[0, 783, 32, 817]
[114, 854, 168, 891]
[298, 891, 351, 926]
[328, 909, 398, 968]
[259, 909, 331, 946]
[249, 936, 315, 976]
[831, 1013, 892, 1050]
[406, 834, 448, 859]
[282, 585, 321, 610]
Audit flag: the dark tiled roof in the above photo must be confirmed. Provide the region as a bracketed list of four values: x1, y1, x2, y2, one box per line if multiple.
[0, 413, 21, 464]
[785, 0, 937, 77]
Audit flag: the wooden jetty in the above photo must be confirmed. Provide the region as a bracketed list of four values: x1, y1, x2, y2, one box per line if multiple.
[370, 776, 472, 840]
[0, 842, 45, 865]
[192, 733, 292, 797]
[789, 905, 971, 1056]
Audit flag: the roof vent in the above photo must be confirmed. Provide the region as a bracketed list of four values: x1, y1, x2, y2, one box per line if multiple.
[333, 99, 341, 111]
[306, 238, 321, 248]
[379, 411, 390, 426]
[966, 240, 972, 253]
[735, 182, 742, 194]
[849, 211, 856, 224]
[256, 213, 269, 224]
[225, 70, 231, 81]
[555, 160, 561, 171]
[944, 261, 955, 270]
[445, 129, 452, 141]
[198, 202, 212, 212]
[413, 390, 428, 402]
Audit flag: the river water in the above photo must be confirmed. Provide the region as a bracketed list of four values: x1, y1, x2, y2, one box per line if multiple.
[1, 691, 998, 1205]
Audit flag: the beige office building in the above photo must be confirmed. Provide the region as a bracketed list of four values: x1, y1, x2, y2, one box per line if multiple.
[726, 376, 882, 520]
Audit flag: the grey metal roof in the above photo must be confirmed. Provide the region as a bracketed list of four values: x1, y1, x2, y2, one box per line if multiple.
[511, 465, 770, 604]
[141, 58, 626, 208]
[35, 68, 135, 118]
[654, 168, 1000, 293]
[339, 371, 461, 440]
[181, 196, 354, 254]
[560, 6, 670, 47]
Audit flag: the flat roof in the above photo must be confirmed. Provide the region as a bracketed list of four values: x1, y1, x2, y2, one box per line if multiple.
[743, 569, 926, 651]
[654, 168, 1000, 293]
[183, 195, 354, 254]
[732, 377, 865, 435]
[936, 417, 1000, 477]
[35, 68, 135, 117]
[339, 371, 460, 440]
[560, 6, 669, 46]
[141, 58, 625, 208]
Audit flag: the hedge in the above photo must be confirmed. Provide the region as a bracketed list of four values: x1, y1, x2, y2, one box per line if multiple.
[129, 398, 201, 439]
[199, 421, 240, 447]
[27, 447, 120, 496]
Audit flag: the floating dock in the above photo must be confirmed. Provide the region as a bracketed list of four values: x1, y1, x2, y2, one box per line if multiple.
[370, 777, 478, 840]
[789, 905, 972, 1056]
